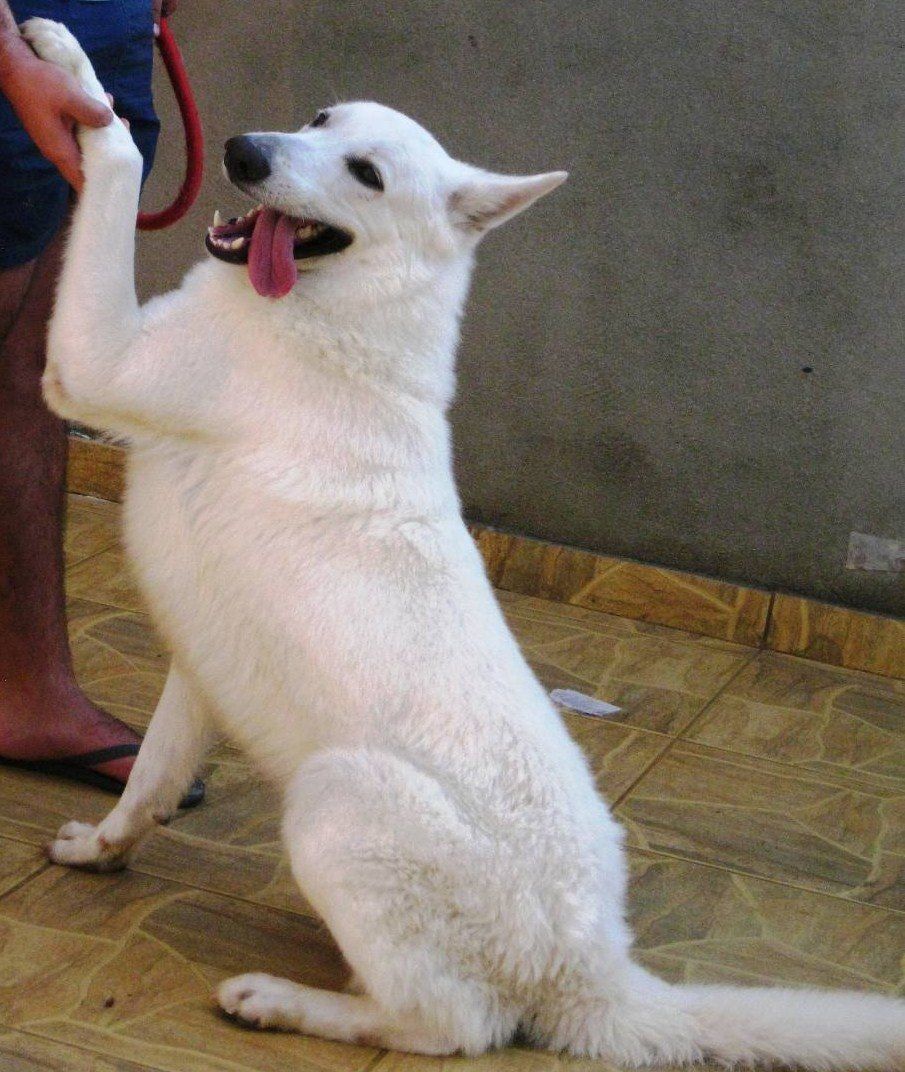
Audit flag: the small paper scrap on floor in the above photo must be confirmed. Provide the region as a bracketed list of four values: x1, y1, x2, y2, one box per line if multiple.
[550, 689, 621, 718]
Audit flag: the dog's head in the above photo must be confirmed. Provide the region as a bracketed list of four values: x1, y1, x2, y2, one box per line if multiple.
[206, 102, 566, 299]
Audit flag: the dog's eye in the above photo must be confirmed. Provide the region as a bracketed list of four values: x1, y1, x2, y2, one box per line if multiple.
[347, 157, 383, 191]
[310, 111, 328, 128]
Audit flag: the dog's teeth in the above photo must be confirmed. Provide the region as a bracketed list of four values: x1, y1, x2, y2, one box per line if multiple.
[229, 237, 246, 250]
[213, 209, 223, 226]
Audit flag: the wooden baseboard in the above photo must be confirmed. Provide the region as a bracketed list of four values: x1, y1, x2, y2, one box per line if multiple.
[67, 434, 904, 679]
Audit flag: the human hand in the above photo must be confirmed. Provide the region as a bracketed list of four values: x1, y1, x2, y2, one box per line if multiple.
[0, 33, 112, 190]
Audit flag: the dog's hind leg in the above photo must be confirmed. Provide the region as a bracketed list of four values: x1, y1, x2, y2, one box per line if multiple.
[48, 666, 213, 870]
[217, 974, 460, 1054]
[216, 746, 516, 1056]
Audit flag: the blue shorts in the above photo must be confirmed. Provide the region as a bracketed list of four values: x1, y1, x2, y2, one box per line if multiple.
[0, 0, 158, 270]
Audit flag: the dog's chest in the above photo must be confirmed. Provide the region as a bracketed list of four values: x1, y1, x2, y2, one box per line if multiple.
[120, 442, 347, 776]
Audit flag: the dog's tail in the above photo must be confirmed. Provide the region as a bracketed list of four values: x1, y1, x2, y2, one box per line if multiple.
[575, 967, 905, 1069]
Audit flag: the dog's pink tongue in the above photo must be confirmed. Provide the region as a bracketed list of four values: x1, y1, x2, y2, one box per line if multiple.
[248, 208, 298, 298]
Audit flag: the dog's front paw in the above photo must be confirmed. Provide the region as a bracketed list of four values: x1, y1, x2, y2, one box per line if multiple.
[21, 17, 138, 167]
[47, 820, 130, 872]
[217, 973, 302, 1031]
[20, 19, 100, 95]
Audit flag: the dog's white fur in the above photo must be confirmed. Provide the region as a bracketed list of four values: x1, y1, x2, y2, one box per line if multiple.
[24, 18, 905, 1069]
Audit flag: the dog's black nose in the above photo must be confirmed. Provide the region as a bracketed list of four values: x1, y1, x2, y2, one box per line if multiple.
[224, 135, 271, 184]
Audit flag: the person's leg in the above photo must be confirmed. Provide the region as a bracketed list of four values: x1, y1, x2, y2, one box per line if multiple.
[0, 225, 139, 786]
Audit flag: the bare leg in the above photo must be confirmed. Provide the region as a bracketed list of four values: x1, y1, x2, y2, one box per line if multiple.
[48, 666, 213, 869]
[0, 230, 140, 787]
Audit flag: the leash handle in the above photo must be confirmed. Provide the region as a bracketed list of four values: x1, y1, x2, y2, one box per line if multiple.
[136, 17, 204, 231]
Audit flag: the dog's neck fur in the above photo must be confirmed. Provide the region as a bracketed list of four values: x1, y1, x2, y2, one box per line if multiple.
[198, 241, 475, 411]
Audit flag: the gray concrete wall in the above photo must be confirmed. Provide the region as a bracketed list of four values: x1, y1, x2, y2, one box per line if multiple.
[137, 1, 905, 616]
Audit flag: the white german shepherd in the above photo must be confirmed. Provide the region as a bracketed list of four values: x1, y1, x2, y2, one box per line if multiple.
[23, 17, 904, 1069]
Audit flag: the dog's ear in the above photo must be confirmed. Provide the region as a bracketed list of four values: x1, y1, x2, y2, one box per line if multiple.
[448, 169, 568, 234]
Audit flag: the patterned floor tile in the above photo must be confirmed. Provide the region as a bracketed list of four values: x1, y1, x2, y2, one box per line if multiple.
[0, 767, 113, 848]
[133, 760, 312, 915]
[0, 838, 46, 898]
[166, 759, 282, 852]
[0, 1027, 159, 1071]
[0, 759, 305, 917]
[617, 740, 904, 911]
[627, 850, 904, 993]
[561, 717, 670, 801]
[67, 598, 168, 733]
[64, 496, 121, 570]
[0, 866, 372, 1072]
[501, 592, 753, 736]
[131, 828, 307, 917]
[66, 547, 145, 615]
[687, 651, 905, 790]
[374, 1050, 627, 1072]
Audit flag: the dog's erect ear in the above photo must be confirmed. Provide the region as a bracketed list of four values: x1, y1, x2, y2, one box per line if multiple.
[449, 170, 568, 234]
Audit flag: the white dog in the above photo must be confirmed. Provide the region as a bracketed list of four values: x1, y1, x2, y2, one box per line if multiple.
[23, 18, 904, 1070]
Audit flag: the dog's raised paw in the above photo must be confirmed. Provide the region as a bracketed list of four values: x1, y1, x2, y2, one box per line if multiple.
[217, 973, 302, 1031]
[47, 820, 129, 871]
[20, 19, 96, 85]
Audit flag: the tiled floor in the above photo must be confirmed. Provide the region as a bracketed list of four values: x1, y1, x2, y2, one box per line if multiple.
[0, 495, 902, 1072]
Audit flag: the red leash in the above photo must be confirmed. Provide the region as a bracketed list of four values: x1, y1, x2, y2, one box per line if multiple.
[136, 17, 204, 230]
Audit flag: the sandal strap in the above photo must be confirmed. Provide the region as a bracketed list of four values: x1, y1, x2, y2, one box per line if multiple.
[63, 743, 141, 768]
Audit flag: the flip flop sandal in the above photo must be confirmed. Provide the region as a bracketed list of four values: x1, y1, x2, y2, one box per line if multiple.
[0, 743, 205, 808]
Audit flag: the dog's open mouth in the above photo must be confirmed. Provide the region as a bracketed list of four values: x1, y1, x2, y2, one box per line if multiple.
[205, 205, 353, 298]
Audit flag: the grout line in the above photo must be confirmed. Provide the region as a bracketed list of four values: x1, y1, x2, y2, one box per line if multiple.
[609, 651, 761, 809]
[65, 535, 121, 573]
[671, 650, 761, 743]
[8, 1023, 177, 1072]
[626, 720, 901, 797]
[0, 860, 51, 904]
[607, 735, 680, 811]
[66, 543, 117, 574]
[628, 844, 905, 917]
